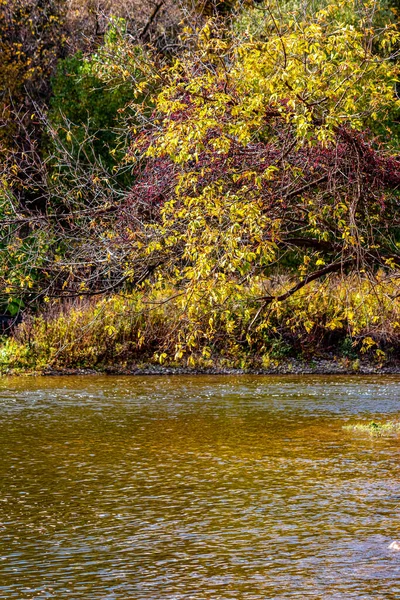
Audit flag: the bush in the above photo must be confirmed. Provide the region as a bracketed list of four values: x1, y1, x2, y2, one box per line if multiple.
[48, 19, 140, 171]
[3, 275, 400, 372]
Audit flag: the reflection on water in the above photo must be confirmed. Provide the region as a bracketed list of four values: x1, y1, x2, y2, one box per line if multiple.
[0, 375, 400, 599]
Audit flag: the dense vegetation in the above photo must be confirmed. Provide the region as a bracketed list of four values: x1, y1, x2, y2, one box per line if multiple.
[1, 0, 400, 372]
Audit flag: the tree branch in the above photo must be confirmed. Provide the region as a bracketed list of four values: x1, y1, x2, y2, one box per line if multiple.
[140, 2, 164, 40]
[256, 258, 355, 305]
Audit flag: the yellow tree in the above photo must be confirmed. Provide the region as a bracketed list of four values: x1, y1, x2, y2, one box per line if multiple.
[120, 0, 400, 361]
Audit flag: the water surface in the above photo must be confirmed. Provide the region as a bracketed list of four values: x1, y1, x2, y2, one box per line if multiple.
[0, 375, 400, 598]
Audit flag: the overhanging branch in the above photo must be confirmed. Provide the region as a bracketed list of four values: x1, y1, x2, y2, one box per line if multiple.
[257, 258, 355, 305]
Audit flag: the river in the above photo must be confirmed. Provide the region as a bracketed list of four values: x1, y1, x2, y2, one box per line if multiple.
[0, 375, 399, 598]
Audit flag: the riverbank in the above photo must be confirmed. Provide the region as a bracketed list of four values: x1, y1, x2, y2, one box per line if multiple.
[27, 357, 400, 376]
[2, 277, 400, 375]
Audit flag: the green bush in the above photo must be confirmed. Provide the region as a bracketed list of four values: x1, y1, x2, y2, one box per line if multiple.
[48, 18, 146, 171]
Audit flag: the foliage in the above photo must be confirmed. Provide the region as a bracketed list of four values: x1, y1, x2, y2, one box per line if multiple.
[118, 0, 400, 356]
[0, 0, 67, 154]
[48, 19, 147, 170]
[1, 0, 400, 369]
[343, 420, 400, 436]
[0, 17, 161, 314]
[0, 185, 52, 315]
[65, 0, 184, 53]
[234, 0, 399, 38]
[3, 275, 400, 371]
[1, 291, 176, 371]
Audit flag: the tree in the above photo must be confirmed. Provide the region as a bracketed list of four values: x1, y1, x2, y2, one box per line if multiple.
[116, 0, 400, 351]
[0, 17, 160, 315]
[1, 0, 400, 344]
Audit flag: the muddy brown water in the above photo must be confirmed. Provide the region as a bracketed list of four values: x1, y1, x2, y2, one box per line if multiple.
[0, 375, 400, 599]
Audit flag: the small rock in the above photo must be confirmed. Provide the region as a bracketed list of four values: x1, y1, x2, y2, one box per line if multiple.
[388, 541, 400, 551]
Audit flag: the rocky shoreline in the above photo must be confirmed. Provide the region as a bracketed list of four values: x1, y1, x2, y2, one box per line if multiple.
[34, 357, 400, 377]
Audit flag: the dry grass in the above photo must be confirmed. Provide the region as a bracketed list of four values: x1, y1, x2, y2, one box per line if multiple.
[2, 274, 400, 372]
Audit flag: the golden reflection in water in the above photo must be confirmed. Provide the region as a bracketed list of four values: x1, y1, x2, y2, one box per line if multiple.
[0, 375, 399, 599]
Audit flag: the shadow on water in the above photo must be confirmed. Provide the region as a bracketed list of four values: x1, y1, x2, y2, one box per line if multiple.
[0, 375, 400, 599]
